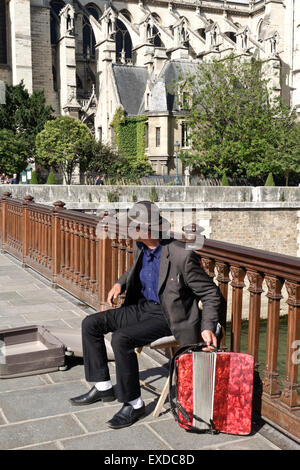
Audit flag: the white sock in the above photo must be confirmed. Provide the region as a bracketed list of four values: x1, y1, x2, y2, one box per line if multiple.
[95, 380, 113, 391]
[128, 396, 144, 409]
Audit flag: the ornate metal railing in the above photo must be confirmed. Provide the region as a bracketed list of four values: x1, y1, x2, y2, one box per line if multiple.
[0, 191, 299, 442]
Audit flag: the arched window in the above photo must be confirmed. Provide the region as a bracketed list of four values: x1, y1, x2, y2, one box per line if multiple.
[198, 28, 206, 40]
[76, 73, 83, 89]
[181, 17, 190, 27]
[257, 20, 268, 42]
[225, 31, 236, 43]
[116, 19, 132, 63]
[52, 66, 57, 90]
[50, 0, 65, 45]
[83, 4, 101, 59]
[147, 24, 164, 48]
[120, 9, 132, 22]
[0, 0, 7, 64]
[152, 13, 161, 24]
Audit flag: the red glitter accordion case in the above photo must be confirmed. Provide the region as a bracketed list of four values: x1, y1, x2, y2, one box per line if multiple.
[169, 347, 254, 435]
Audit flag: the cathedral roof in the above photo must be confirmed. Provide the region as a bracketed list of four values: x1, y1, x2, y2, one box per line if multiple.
[112, 64, 149, 116]
[158, 60, 199, 113]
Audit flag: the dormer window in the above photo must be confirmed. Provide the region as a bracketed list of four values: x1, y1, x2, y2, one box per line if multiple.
[198, 28, 206, 40]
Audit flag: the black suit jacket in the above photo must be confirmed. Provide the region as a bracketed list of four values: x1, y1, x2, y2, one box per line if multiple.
[117, 238, 221, 345]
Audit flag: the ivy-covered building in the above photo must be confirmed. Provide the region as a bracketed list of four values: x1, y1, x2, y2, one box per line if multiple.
[107, 61, 198, 174]
[0, 0, 299, 175]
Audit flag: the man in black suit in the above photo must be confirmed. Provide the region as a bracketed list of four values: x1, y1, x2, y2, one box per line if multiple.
[70, 201, 221, 429]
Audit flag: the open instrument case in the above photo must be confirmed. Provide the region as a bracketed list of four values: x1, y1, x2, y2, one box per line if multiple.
[0, 325, 114, 379]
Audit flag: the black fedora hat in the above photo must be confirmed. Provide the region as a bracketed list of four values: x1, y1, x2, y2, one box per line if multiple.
[97, 201, 170, 239]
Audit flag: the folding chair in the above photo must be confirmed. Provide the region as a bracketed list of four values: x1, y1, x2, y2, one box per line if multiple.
[136, 335, 179, 418]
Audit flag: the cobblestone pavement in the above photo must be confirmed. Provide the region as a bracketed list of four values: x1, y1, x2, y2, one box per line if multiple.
[0, 252, 299, 451]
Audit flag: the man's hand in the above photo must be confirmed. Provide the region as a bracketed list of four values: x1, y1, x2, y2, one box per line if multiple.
[107, 283, 122, 307]
[201, 329, 217, 352]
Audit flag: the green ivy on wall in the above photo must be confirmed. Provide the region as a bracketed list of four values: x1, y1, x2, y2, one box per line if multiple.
[112, 108, 148, 162]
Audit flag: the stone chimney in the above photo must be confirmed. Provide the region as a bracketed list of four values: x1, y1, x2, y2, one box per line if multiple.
[153, 48, 168, 77]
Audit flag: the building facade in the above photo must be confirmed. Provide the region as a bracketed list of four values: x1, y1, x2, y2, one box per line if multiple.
[0, 0, 299, 174]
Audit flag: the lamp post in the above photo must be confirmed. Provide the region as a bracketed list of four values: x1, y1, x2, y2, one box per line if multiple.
[174, 140, 180, 185]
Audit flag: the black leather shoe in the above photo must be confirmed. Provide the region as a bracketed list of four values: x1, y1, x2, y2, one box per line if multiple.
[107, 403, 146, 429]
[69, 386, 115, 406]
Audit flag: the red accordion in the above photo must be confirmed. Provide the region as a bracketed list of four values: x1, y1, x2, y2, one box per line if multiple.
[169, 345, 254, 435]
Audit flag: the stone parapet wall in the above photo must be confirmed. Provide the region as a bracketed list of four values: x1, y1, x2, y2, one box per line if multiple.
[0, 184, 299, 206]
[1, 185, 299, 257]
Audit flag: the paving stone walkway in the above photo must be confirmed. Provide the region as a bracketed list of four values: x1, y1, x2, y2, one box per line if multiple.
[0, 252, 299, 451]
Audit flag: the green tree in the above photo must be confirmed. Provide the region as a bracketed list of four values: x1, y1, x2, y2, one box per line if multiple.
[178, 55, 297, 181]
[113, 155, 153, 183]
[30, 170, 39, 184]
[271, 121, 300, 185]
[221, 173, 229, 186]
[35, 116, 94, 184]
[46, 169, 57, 184]
[265, 172, 275, 186]
[0, 129, 28, 176]
[81, 140, 119, 177]
[0, 81, 54, 161]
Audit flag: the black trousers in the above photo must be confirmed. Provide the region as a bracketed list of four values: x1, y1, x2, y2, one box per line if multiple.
[81, 298, 172, 403]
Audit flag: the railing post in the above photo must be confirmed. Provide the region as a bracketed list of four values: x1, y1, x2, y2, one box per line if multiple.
[22, 195, 34, 267]
[89, 226, 97, 294]
[201, 257, 216, 279]
[83, 225, 90, 290]
[216, 262, 230, 347]
[52, 201, 65, 287]
[111, 237, 119, 287]
[79, 223, 85, 288]
[263, 275, 284, 398]
[74, 221, 80, 285]
[0, 192, 12, 251]
[247, 270, 264, 365]
[97, 231, 113, 306]
[280, 281, 300, 409]
[230, 266, 246, 352]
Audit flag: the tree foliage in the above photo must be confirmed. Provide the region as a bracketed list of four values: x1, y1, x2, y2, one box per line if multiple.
[264, 172, 275, 186]
[35, 116, 94, 184]
[81, 140, 119, 176]
[179, 55, 299, 184]
[0, 129, 28, 175]
[46, 169, 57, 184]
[0, 81, 54, 161]
[221, 173, 229, 186]
[111, 108, 154, 180]
[30, 170, 39, 184]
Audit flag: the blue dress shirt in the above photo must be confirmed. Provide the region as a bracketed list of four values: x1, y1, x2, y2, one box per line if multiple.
[139, 243, 162, 304]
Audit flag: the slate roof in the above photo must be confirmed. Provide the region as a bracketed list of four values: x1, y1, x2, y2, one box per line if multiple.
[156, 60, 199, 113]
[112, 64, 149, 116]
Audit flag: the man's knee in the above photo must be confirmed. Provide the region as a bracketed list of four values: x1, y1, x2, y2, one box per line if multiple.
[111, 330, 133, 352]
[82, 312, 104, 335]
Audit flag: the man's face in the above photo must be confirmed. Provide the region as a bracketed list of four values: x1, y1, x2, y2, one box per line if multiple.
[132, 226, 150, 242]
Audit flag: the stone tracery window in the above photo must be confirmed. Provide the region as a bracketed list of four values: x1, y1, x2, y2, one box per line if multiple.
[50, 0, 65, 44]
[116, 19, 133, 63]
[120, 10, 132, 22]
[83, 4, 101, 59]
[225, 31, 236, 43]
[0, 0, 7, 64]
[152, 13, 162, 25]
[147, 24, 164, 48]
